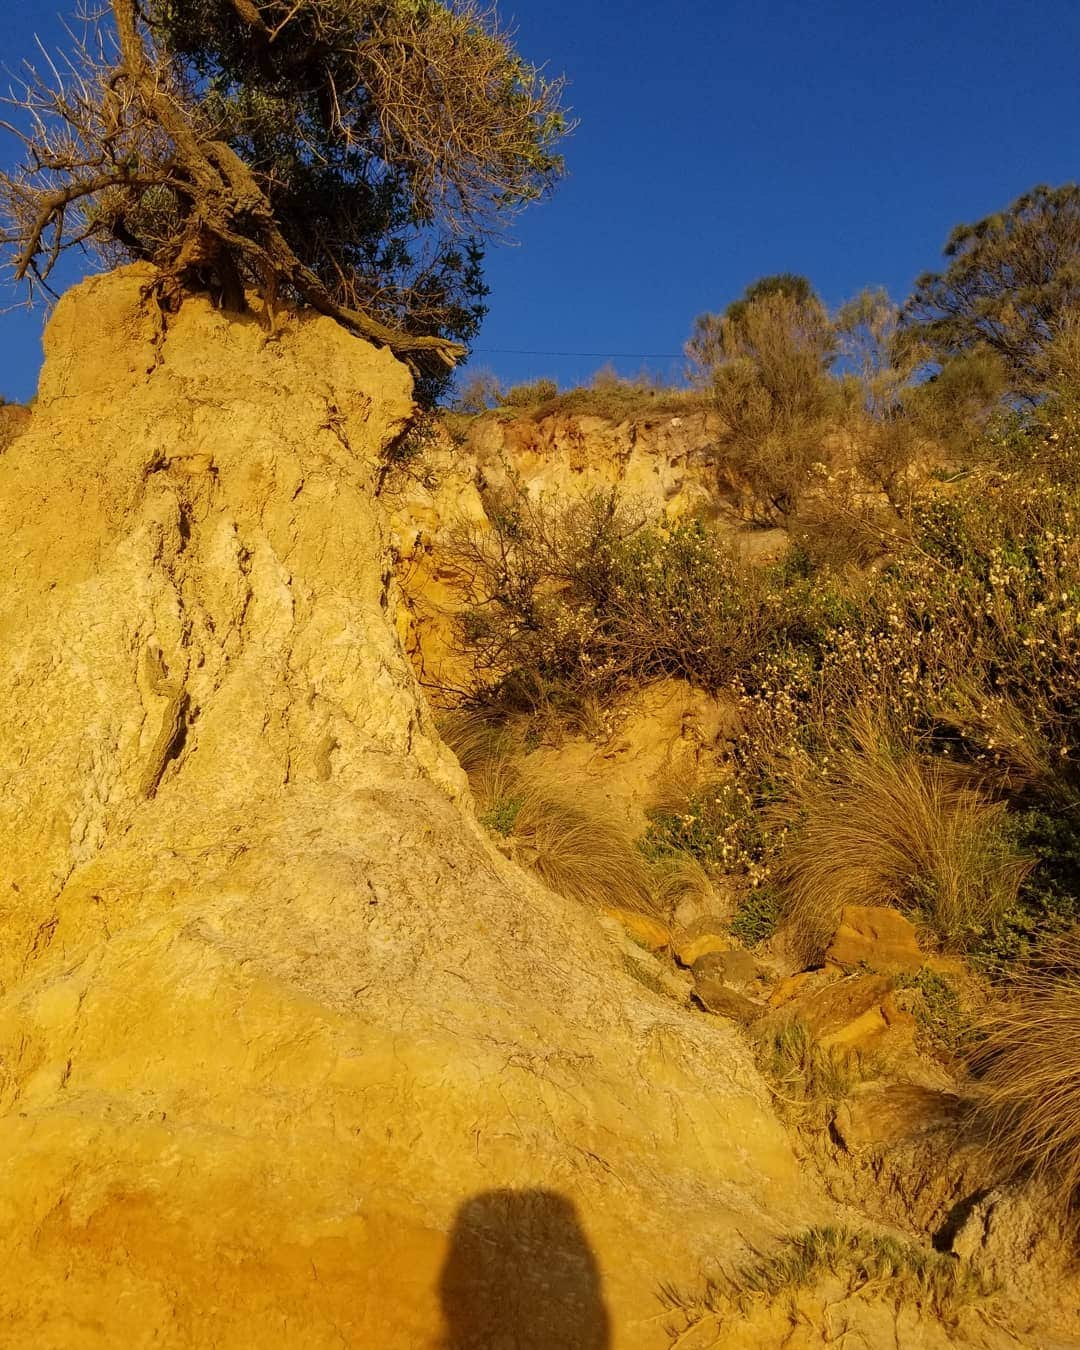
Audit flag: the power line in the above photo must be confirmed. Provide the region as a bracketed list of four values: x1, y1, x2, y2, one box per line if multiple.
[471, 347, 685, 360]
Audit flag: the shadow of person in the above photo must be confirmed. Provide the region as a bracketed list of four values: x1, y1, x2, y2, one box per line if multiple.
[439, 1188, 612, 1349]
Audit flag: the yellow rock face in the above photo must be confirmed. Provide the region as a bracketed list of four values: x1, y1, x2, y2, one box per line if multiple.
[0, 268, 818, 1347]
[825, 904, 924, 974]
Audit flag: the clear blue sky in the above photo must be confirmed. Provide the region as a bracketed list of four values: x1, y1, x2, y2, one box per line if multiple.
[1, 0, 1078, 401]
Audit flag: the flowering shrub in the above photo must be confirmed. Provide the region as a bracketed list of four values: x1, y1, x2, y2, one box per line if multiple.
[449, 492, 782, 713]
[641, 780, 775, 887]
[450, 400, 1080, 965]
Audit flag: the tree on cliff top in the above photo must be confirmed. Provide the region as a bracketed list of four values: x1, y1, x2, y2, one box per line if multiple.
[0, 0, 568, 395]
[903, 184, 1080, 396]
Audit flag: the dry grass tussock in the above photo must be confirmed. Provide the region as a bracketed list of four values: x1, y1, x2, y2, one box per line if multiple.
[440, 715, 655, 914]
[436, 707, 515, 775]
[660, 1224, 993, 1342]
[774, 731, 1032, 963]
[974, 927, 1080, 1224]
[649, 852, 717, 922]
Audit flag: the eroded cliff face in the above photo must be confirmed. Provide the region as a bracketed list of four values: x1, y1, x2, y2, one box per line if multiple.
[0, 268, 822, 1348]
[462, 407, 730, 520]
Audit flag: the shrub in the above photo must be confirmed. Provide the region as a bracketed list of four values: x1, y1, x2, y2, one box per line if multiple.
[641, 779, 774, 886]
[0, 0, 570, 401]
[448, 490, 779, 713]
[688, 286, 840, 522]
[499, 377, 559, 408]
[973, 928, 1080, 1222]
[789, 471, 900, 569]
[454, 369, 503, 414]
[728, 885, 784, 946]
[904, 967, 973, 1058]
[444, 403, 1080, 974]
[526, 380, 705, 423]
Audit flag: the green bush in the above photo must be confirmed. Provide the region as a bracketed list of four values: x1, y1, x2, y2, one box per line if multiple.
[498, 377, 559, 407]
[449, 492, 782, 714]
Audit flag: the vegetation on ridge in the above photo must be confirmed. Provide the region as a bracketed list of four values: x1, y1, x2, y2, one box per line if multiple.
[427, 183, 1080, 1240]
[662, 1224, 993, 1341]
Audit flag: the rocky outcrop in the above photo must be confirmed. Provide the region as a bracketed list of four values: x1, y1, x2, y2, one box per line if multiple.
[0, 267, 825, 1348]
[462, 406, 730, 520]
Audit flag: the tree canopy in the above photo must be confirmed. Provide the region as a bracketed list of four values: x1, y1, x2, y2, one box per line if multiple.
[685, 276, 837, 521]
[0, 0, 569, 395]
[903, 183, 1080, 395]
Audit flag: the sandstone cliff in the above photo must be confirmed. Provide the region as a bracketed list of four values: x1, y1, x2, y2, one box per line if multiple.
[0, 267, 822, 1348]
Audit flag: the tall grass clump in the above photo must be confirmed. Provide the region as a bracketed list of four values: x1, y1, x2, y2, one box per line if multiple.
[774, 732, 1032, 962]
[973, 928, 1080, 1223]
[466, 750, 656, 914]
[757, 1018, 868, 1124]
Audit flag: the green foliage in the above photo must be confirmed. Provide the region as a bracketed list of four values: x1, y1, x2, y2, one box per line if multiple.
[903, 347, 1008, 458]
[904, 967, 972, 1056]
[750, 1019, 872, 1138]
[971, 804, 1080, 973]
[479, 794, 524, 836]
[687, 282, 839, 521]
[904, 183, 1080, 394]
[149, 0, 568, 395]
[499, 377, 559, 407]
[729, 884, 783, 946]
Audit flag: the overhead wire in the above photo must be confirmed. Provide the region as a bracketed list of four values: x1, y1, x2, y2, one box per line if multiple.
[470, 347, 685, 360]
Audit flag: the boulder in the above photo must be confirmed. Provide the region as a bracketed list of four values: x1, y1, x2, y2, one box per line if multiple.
[825, 905, 923, 974]
[692, 980, 763, 1025]
[602, 906, 670, 953]
[833, 1084, 964, 1152]
[692, 947, 771, 994]
[766, 974, 917, 1057]
[673, 915, 736, 967]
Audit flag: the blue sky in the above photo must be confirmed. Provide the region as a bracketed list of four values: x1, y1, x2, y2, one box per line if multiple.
[1, 0, 1078, 401]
